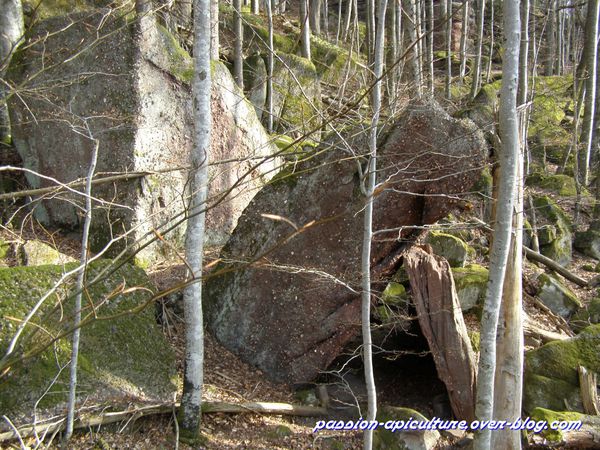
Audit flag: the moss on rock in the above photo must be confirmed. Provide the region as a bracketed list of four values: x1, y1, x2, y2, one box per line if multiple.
[536, 272, 581, 318]
[526, 172, 578, 197]
[532, 195, 572, 266]
[0, 260, 177, 418]
[426, 231, 474, 267]
[452, 264, 489, 312]
[524, 324, 600, 413]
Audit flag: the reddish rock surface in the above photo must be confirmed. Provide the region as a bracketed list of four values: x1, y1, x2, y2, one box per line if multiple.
[204, 100, 487, 383]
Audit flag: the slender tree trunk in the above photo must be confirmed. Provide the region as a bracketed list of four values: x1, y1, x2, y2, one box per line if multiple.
[546, 0, 556, 75]
[266, 0, 274, 133]
[405, 0, 423, 97]
[322, 0, 329, 37]
[0, 0, 24, 144]
[426, 0, 434, 95]
[485, 0, 494, 83]
[415, 0, 423, 76]
[473, 0, 520, 449]
[310, 0, 322, 35]
[279, 0, 286, 13]
[470, 0, 486, 99]
[233, 0, 244, 89]
[210, 0, 219, 60]
[301, 0, 312, 59]
[179, 0, 211, 442]
[578, 0, 599, 187]
[459, 0, 470, 82]
[343, 0, 354, 41]
[251, 0, 259, 14]
[387, 0, 398, 110]
[362, 1, 387, 448]
[336, 0, 343, 43]
[519, 0, 531, 174]
[64, 137, 99, 443]
[445, 0, 453, 99]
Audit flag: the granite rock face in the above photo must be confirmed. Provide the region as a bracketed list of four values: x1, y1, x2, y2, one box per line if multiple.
[205, 100, 487, 383]
[8, 11, 277, 261]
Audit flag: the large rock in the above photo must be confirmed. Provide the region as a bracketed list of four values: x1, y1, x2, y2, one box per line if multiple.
[205, 100, 487, 383]
[0, 260, 177, 423]
[425, 231, 474, 267]
[524, 324, 600, 414]
[8, 11, 277, 262]
[536, 273, 581, 318]
[532, 195, 572, 266]
[574, 221, 600, 260]
[452, 264, 489, 312]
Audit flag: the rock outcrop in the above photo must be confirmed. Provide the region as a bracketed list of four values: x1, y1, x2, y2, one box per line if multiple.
[8, 10, 277, 262]
[204, 100, 487, 383]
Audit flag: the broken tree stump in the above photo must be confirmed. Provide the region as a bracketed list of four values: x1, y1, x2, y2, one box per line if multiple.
[404, 245, 477, 422]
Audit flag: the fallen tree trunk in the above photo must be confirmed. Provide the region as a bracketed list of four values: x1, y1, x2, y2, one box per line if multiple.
[523, 247, 589, 287]
[404, 245, 477, 422]
[0, 401, 327, 443]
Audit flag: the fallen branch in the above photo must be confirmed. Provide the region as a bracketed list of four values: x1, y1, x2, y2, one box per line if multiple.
[523, 247, 589, 287]
[523, 315, 570, 344]
[0, 401, 328, 443]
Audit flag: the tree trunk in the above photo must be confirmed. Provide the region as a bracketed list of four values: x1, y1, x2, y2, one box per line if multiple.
[519, 0, 531, 173]
[546, 0, 556, 75]
[485, 0, 494, 83]
[210, 0, 219, 60]
[233, 0, 244, 89]
[322, 0, 329, 37]
[265, 0, 274, 133]
[470, 0, 486, 99]
[405, 0, 423, 97]
[473, 0, 520, 448]
[445, 0, 453, 100]
[179, 0, 211, 442]
[301, 0, 312, 60]
[362, 1, 387, 448]
[578, 0, 599, 187]
[426, 0, 434, 95]
[310, 0, 322, 35]
[0, 0, 24, 143]
[459, 0, 470, 82]
[404, 246, 477, 421]
[251, 0, 259, 14]
[387, 0, 398, 110]
[343, 0, 354, 41]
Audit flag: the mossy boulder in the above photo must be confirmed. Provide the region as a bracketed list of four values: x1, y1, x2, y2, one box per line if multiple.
[0, 260, 177, 421]
[17, 240, 76, 266]
[244, 53, 268, 120]
[532, 195, 572, 266]
[374, 406, 440, 450]
[524, 324, 600, 413]
[571, 298, 600, 332]
[526, 172, 578, 197]
[574, 226, 600, 260]
[536, 273, 581, 318]
[452, 264, 489, 312]
[425, 231, 474, 268]
[530, 408, 599, 443]
[271, 52, 321, 135]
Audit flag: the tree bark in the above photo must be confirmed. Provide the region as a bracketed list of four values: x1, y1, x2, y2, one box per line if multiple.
[426, 0, 434, 95]
[459, 0, 470, 82]
[265, 0, 274, 133]
[405, 0, 422, 97]
[470, 0, 486, 99]
[233, 0, 244, 89]
[300, 0, 312, 60]
[362, 1, 387, 448]
[473, 0, 520, 448]
[210, 0, 219, 60]
[310, 0, 322, 35]
[179, 0, 211, 442]
[404, 246, 477, 422]
[445, 0, 453, 100]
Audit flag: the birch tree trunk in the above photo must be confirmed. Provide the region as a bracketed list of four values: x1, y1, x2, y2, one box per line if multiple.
[233, 0, 244, 89]
[473, 1, 520, 449]
[0, 0, 24, 143]
[265, 0, 274, 133]
[578, 0, 599, 187]
[426, 0, 434, 95]
[519, 0, 531, 173]
[179, 0, 211, 442]
[459, 0, 470, 83]
[251, 0, 259, 14]
[445, 0, 453, 100]
[310, 0, 322, 35]
[470, 0, 486, 99]
[362, 0, 387, 448]
[301, 0, 312, 60]
[64, 137, 99, 443]
[210, 0, 219, 60]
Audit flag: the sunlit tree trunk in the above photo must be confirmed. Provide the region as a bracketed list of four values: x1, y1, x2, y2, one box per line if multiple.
[578, 0, 599, 187]
[322, 0, 329, 37]
[179, 0, 211, 442]
[519, 0, 531, 174]
[470, 0, 486, 99]
[362, 0, 387, 448]
[233, 0, 244, 89]
[445, 0, 453, 99]
[387, 0, 398, 109]
[343, 0, 354, 41]
[405, 0, 423, 97]
[0, 0, 24, 143]
[426, 0, 434, 95]
[301, 0, 312, 59]
[310, 0, 322, 35]
[459, 0, 470, 83]
[545, 0, 556, 75]
[473, 0, 520, 449]
[251, 0, 259, 14]
[485, 0, 494, 83]
[210, 0, 219, 60]
[266, 0, 274, 133]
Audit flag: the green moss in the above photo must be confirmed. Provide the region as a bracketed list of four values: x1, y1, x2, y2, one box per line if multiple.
[0, 261, 177, 415]
[24, 0, 91, 20]
[468, 330, 480, 353]
[452, 264, 489, 311]
[0, 239, 8, 259]
[532, 195, 572, 265]
[524, 324, 600, 413]
[530, 408, 584, 442]
[426, 231, 474, 267]
[526, 172, 579, 197]
[155, 23, 194, 84]
[382, 282, 407, 305]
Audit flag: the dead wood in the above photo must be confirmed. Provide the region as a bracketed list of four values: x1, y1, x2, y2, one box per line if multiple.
[528, 416, 600, 448]
[404, 245, 477, 422]
[578, 366, 600, 415]
[523, 247, 589, 287]
[523, 315, 571, 344]
[0, 401, 327, 443]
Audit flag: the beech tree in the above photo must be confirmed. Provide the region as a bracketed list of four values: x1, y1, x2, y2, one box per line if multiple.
[179, 0, 211, 442]
[474, 1, 521, 449]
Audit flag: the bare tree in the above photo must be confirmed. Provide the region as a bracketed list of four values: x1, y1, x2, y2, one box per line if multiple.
[233, 0, 244, 89]
[265, 0, 274, 133]
[444, 0, 453, 99]
[310, 0, 322, 35]
[301, 0, 312, 60]
[405, 0, 423, 97]
[459, 0, 470, 82]
[179, 0, 211, 442]
[251, 0, 260, 14]
[474, 1, 521, 449]
[426, 0, 434, 95]
[470, 0, 486, 99]
[211, 0, 219, 59]
[0, 0, 24, 144]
